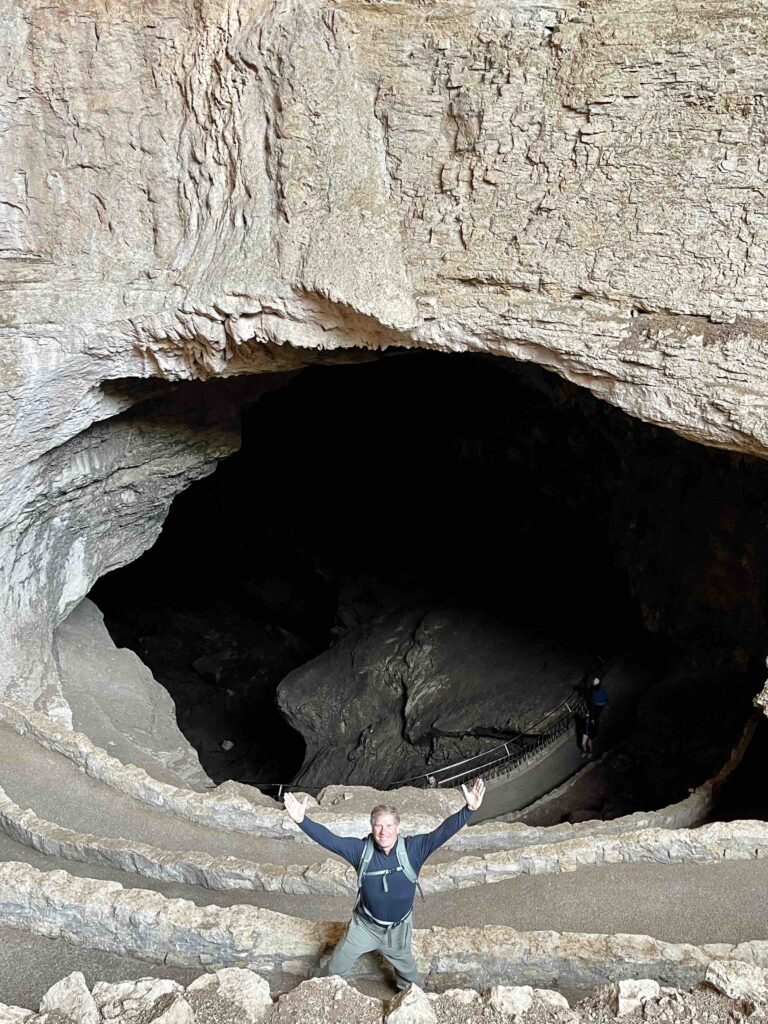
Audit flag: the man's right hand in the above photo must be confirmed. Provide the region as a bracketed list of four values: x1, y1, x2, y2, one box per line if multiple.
[284, 791, 309, 823]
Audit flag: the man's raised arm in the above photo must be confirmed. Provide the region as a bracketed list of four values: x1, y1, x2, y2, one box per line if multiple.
[408, 777, 486, 866]
[284, 791, 365, 866]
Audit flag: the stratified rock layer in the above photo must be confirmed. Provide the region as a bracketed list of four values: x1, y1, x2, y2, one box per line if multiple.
[5, 0, 768, 451]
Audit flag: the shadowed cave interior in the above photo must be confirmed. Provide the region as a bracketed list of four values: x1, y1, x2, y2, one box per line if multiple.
[90, 351, 768, 821]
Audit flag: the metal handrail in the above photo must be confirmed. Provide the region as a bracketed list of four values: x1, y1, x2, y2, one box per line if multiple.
[237, 781, 324, 798]
[240, 684, 595, 799]
[423, 704, 584, 789]
[389, 687, 586, 790]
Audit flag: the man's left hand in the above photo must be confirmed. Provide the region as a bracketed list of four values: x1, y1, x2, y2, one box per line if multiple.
[461, 777, 485, 811]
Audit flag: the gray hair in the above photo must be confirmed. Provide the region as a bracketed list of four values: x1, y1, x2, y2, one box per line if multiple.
[370, 804, 400, 825]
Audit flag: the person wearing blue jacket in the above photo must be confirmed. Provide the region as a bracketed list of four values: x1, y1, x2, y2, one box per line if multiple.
[284, 777, 485, 990]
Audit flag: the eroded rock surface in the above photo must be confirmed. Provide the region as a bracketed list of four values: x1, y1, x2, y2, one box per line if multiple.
[53, 599, 208, 788]
[3, 0, 768, 720]
[277, 608, 590, 786]
[5, 0, 768, 458]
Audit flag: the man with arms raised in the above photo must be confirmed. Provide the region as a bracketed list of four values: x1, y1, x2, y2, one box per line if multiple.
[284, 778, 485, 990]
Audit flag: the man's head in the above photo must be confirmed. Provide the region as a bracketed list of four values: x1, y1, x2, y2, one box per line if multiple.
[370, 804, 400, 853]
[592, 677, 601, 687]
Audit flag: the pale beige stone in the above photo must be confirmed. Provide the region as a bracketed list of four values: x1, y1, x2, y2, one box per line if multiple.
[0, 1004, 34, 1023]
[187, 968, 272, 1022]
[385, 985, 437, 1024]
[487, 985, 534, 1018]
[92, 978, 186, 1022]
[534, 989, 570, 1010]
[38, 972, 98, 1024]
[150, 997, 195, 1024]
[613, 979, 661, 1016]
[705, 959, 768, 1003]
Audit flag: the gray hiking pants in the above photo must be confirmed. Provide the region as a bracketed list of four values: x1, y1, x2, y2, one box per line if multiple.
[327, 909, 421, 990]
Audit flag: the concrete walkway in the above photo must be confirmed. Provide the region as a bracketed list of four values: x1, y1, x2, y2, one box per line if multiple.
[473, 661, 654, 822]
[473, 730, 583, 823]
[0, 722, 325, 866]
[2, 720, 767, 940]
[0, 926, 202, 1010]
[0, 722, 474, 867]
[1, 822, 767, 943]
[1, 823, 767, 1009]
[2, 717, 767, 1011]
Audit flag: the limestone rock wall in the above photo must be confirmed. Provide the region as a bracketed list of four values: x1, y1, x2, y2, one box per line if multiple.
[53, 598, 208, 787]
[4, 0, 768, 712]
[0, 385, 240, 717]
[5, 0, 768, 459]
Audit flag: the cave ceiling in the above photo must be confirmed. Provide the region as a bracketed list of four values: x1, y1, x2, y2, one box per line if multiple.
[2, 0, 768, 465]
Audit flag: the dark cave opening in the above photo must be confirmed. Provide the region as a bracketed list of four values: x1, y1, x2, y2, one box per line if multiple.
[90, 351, 768, 819]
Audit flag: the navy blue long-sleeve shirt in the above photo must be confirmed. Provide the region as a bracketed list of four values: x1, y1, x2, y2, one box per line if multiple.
[299, 805, 473, 924]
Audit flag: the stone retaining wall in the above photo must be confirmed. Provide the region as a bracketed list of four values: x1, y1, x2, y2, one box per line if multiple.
[1, 861, 768, 992]
[2, 778, 768, 896]
[0, 700, 752, 853]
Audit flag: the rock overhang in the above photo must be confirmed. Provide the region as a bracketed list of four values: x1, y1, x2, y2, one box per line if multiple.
[4, 0, 768, 457]
[4, 0, 768, 719]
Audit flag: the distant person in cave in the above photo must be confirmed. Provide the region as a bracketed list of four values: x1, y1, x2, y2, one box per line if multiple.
[581, 677, 609, 757]
[580, 708, 595, 757]
[284, 778, 485, 990]
[589, 676, 609, 726]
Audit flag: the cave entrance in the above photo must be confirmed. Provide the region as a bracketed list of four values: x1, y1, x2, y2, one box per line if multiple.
[89, 351, 765, 819]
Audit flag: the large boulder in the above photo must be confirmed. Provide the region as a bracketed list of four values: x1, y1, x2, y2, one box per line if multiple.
[278, 608, 589, 786]
[53, 599, 208, 788]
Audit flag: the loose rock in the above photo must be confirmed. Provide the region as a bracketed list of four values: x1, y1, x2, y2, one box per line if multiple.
[38, 973, 99, 1024]
[385, 985, 438, 1024]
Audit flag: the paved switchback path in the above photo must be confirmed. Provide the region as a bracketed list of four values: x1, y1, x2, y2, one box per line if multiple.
[2, 722, 768, 1008]
[0, 721, 332, 866]
[1, 823, 768, 1008]
[0, 825, 767, 944]
[0, 721, 462, 865]
[1, 721, 768, 942]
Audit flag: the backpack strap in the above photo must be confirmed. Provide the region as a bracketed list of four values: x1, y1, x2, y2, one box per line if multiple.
[356, 835, 425, 902]
[357, 835, 375, 889]
[395, 836, 424, 902]
[394, 836, 417, 883]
